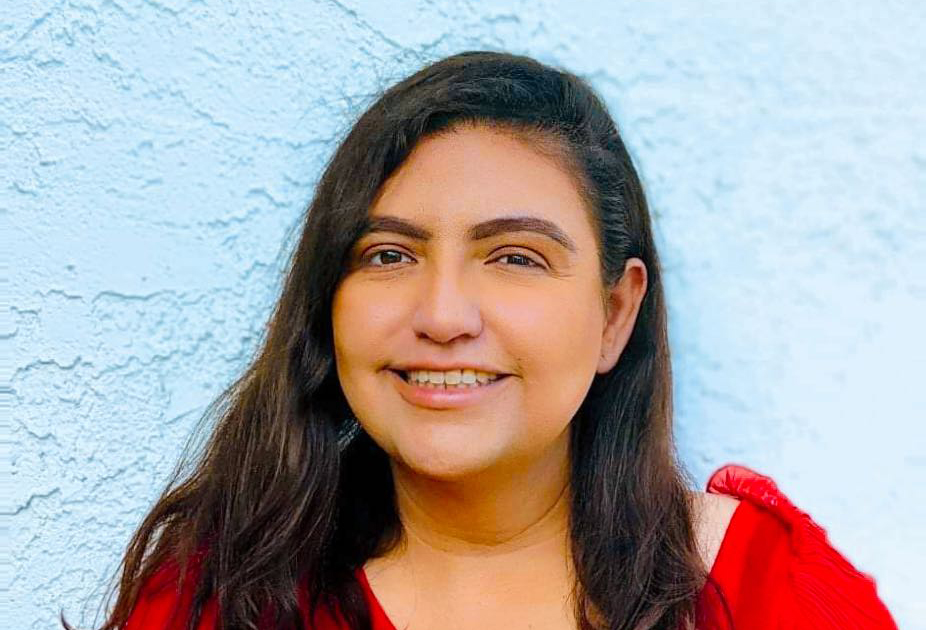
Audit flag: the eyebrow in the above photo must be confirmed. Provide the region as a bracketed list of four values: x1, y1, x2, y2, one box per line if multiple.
[360, 214, 578, 253]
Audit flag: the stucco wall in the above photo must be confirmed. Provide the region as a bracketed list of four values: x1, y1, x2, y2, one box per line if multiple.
[6, 0, 924, 627]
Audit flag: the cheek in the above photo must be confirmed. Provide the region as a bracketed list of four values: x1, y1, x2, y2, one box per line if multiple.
[492, 286, 605, 421]
[494, 283, 604, 372]
[331, 283, 409, 432]
[332, 284, 400, 366]
[331, 299, 384, 448]
[331, 286, 380, 410]
[331, 290, 357, 372]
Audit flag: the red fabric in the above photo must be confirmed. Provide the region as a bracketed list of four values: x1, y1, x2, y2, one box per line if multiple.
[694, 464, 897, 629]
[125, 465, 897, 629]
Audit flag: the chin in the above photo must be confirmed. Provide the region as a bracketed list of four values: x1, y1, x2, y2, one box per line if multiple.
[392, 441, 499, 482]
[361, 413, 514, 482]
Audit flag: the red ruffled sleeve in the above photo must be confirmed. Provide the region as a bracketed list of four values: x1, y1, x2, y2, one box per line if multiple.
[123, 551, 218, 630]
[123, 550, 348, 629]
[700, 464, 897, 629]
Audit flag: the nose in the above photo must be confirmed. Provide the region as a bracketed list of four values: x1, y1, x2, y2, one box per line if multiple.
[410, 261, 483, 344]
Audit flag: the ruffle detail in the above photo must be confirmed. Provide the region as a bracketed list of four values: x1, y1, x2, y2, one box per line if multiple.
[125, 549, 216, 630]
[707, 464, 897, 629]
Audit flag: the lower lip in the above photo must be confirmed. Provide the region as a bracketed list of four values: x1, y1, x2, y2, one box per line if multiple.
[388, 370, 512, 409]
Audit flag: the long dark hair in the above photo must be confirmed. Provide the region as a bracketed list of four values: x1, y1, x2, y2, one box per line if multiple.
[64, 50, 705, 630]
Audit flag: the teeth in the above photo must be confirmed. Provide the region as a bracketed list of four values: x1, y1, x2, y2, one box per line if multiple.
[405, 368, 500, 388]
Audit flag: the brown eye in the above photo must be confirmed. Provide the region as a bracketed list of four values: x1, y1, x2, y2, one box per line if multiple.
[493, 252, 545, 269]
[364, 249, 414, 267]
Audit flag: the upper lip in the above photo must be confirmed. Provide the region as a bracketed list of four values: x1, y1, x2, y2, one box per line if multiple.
[390, 363, 510, 375]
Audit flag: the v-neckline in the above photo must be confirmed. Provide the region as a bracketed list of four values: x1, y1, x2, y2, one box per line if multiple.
[355, 500, 747, 630]
[356, 566, 399, 630]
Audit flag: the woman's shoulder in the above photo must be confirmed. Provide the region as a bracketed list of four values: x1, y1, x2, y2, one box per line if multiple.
[690, 486, 740, 574]
[123, 550, 348, 630]
[123, 551, 218, 630]
[696, 463, 897, 629]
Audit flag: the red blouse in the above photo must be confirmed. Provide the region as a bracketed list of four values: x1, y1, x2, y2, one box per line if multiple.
[125, 465, 897, 629]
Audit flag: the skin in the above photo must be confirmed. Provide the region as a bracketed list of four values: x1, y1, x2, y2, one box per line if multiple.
[331, 124, 739, 629]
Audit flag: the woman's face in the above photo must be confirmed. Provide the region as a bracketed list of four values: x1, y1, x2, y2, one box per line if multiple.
[332, 125, 641, 481]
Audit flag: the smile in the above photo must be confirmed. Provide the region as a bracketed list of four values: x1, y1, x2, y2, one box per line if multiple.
[387, 369, 512, 409]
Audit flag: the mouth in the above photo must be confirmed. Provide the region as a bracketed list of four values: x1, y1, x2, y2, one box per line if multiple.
[388, 369, 509, 387]
[386, 368, 512, 409]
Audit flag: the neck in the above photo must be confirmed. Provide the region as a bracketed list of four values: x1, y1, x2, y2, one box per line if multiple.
[363, 435, 578, 627]
[388, 433, 572, 563]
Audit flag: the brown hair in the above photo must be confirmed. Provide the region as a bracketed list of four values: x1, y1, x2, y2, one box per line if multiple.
[64, 50, 706, 630]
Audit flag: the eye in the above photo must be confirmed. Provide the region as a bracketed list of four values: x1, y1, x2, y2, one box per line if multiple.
[492, 252, 546, 270]
[363, 248, 415, 267]
[360, 248, 545, 270]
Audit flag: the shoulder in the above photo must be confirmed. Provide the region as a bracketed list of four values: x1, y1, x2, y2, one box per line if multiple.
[689, 490, 740, 573]
[124, 552, 218, 630]
[124, 551, 345, 630]
[698, 463, 898, 629]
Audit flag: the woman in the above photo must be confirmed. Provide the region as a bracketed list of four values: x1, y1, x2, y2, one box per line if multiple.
[65, 51, 897, 629]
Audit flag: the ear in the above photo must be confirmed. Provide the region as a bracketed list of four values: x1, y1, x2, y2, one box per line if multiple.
[597, 258, 648, 373]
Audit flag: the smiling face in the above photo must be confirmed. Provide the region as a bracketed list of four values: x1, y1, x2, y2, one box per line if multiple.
[331, 124, 636, 481]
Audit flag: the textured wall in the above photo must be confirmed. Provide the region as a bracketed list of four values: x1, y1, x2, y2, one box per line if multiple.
[6, 0, 924, 627]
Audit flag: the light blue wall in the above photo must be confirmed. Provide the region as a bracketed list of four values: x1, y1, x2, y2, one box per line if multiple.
[6, 1, 924, 627]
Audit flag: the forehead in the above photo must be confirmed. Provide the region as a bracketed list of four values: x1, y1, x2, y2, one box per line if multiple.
[368, 126, 595, 245]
